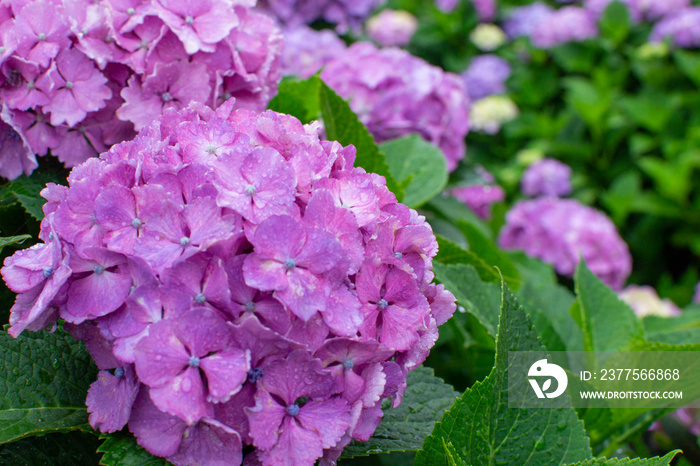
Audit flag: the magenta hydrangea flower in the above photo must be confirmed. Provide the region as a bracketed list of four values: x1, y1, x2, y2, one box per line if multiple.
[530, 6, 598, 48]
[280, 26, 347, 79]
[1, 102, 455, 465]
[321, 42, 470, 171]
[451, 167, 505, 219]
[520, 158, 573, 198]
[461, 54, 511, 100]
[650, 7, 700, 48]
[499, 198, 632, 289]
[0, 0, 282, 179]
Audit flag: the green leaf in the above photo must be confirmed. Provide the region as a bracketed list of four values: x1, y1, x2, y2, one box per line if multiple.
[563, 77, 611, 132]
[318, 80, 403, 200]
[643, 308, 700, 345]
[599, 0, 631, 45]
[267, 76, 321, 124]
[341, 367, 457, 458]
[674, 49, 700, 86]
[443, 440, 467, 466]
[620, 92, 680, 133]
[433, 263, 501, 338]
[565, 450, 681, 465]
[416, 283, 593, 466]
[457, 220, 520, 290]
[0, 235, 32, 255]
[433, 235, 500, 285]
[97, 431, 168, 466]
[510, 253, 582, 352]
[380, 135, 447, 208]
[0, 328, 97, 444]
[267, 76, 403, 200]
[573, 261, 645, 353]
[0, 175, 54, 221]
[422, 195, 493, 240]
[0, 431, 100, 466]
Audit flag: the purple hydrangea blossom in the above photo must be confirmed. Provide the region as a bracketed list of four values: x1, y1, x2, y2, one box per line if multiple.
[650, 7, 700, 48]
[530, 6, 598, 49]
[520, 158, 573, 198]
[0, 0, 282, 179]
[435, 0, 495, 21]
[260, 0, 385, 32]
[321, 42, 470, 171]
[503, 2, 553, 38]
[366, 9, 418, 47]
[280, 26, 347, 79]
[451, 167, 505, 220]
[1, 102, 455, 465]
[585, 0, 690, 21]
[499, 198, 632, 289]
[461, 54, 511, 100]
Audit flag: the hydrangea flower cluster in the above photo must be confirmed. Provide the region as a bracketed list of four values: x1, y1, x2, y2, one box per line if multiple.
[280, 26, 347, 79]
[530, 6, 598, 48]
[498, 198, 632, 290]
[451, 167, 505, 220]
[259, 0, 385, 32]
[461, 54, 511, 101]
[585, 0, 690, 22]
[651, 7, 700, 48]
[618, 285, 681, 318]
[0, 0, 282, 180]
[520, 158, 572, 198]
[366, 9, 418, 47]
[1, 101, 455, 465]
[503, 2, 554, 39]
[435, 0, 496, 21]
[320, 42, 470, 172]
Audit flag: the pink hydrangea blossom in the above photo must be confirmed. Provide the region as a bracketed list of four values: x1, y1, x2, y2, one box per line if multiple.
[499, 197, 632, 289]
[0, 0, 282, 179]
[321, 42, 470, 171]
[1, 102, 455, 465]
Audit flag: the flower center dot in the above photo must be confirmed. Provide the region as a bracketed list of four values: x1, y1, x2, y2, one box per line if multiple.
[37, 33, 46, 41]
[185, 16, 194, 24]
[65, 82, 73, 90]
[245, 301, 255, 312]
[195, 293, 206, 304]
[0, 47, 5, 54]
[161, 92, 173, 102]
[42, 267, 53, 278]
[378, 299, 388, 310]
[188, 355, 200, 367]
[94, 265, 104, 275]
[343, 360, 354, 370]
[127, 7, 135, 15]
[206, 144, 217, 154]
[286, 404, 300, 416]
[27, 81, 35, 90]
[180, 236, 190, 246]
[394, 252, 403, 259]
[244, 184, 255, 195]
[131, 218, 142, 228]
[285, 258, 296, 269]
[114, 367, 124, 378]
[247, 367, 263, 383]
